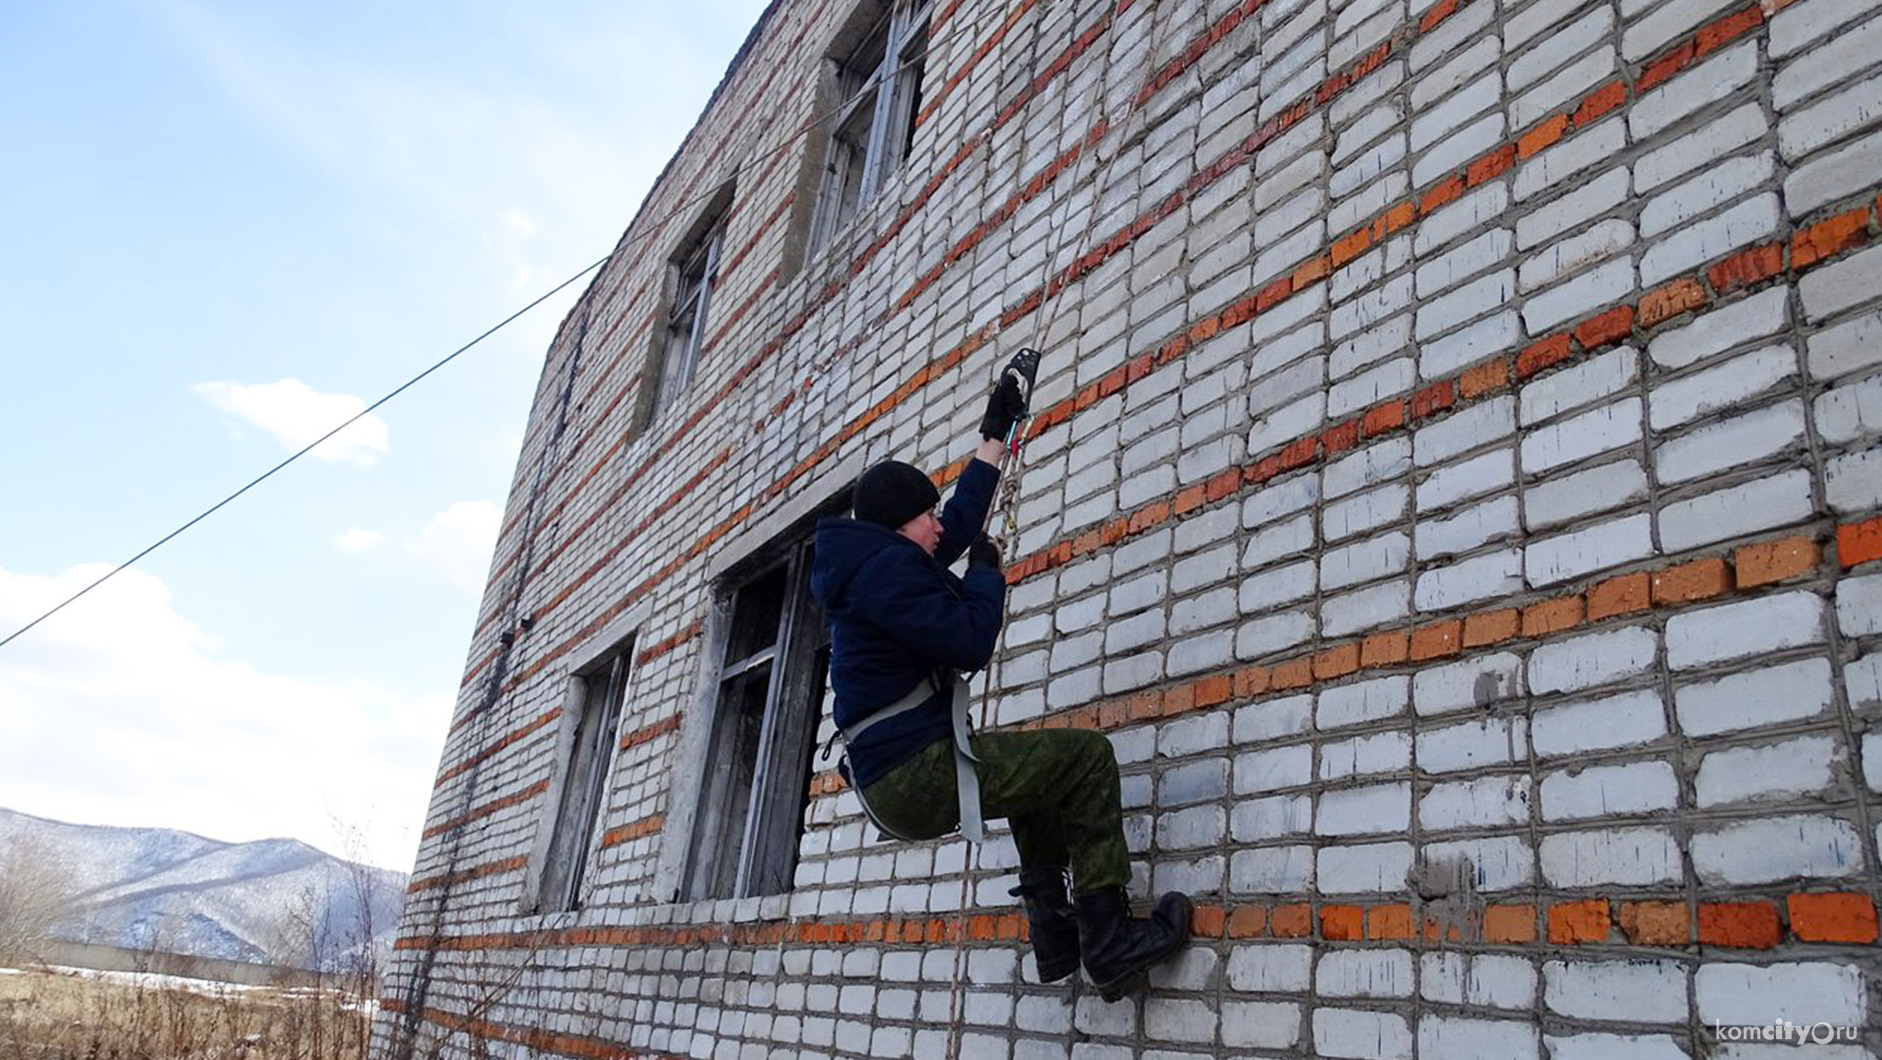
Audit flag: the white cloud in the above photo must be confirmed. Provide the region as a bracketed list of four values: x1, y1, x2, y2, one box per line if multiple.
[410, 501, 501, 594]
[195, 378, 389, 467]
[333, 528, 383, 553]
[0, 564, 447, 870]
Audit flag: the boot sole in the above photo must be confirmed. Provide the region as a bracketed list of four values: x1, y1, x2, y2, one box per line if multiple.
[1090, 930, 1190, 1001]
[1036, 959, 1079, 984]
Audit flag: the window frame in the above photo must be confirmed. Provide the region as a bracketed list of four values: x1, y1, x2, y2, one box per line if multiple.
[641, 184, 734, 431]
[529, 634, 635, 915]
[809, 0, 933, 255]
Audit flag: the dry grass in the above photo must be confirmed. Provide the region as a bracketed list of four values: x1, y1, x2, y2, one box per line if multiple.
[0, 966, 371, 1060]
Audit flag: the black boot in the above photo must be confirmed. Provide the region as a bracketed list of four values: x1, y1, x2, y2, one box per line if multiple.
[1010, 867, 1080, 983]
[1074, 887, 1193, 1002]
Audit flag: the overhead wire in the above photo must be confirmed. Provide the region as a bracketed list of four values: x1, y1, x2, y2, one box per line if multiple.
[0, 0, 1027, 655]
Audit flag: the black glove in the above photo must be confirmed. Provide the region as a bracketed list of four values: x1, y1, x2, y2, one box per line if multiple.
[979, 348, 1040, 441]
[967, 534, 1003, 570]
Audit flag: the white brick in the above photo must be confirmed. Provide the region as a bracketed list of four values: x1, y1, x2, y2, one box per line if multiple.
[1827, 444, 1882, 512]
[1430, 833, 1537, 888]
[1240, 559, 1316, 610]
[1230, 844, 1315, 893]
[1540, 761, 1679, 821]
[1515, 117, 1626, 202]
[1334, 314, 1414, 379]
[1809, 308, 1882, 381]
[1411, 72, 1500, 153]
[1526, 513, 1653, 586]
[1512, 43, 1612, 135]
[1221, 1000, 1301, 1050]
[1314, 1009, 1412, 1060]
[1532, 690, 1667, 756]
[1840, 573, 1882, 636]
[1817, 374, 1882, 444]
[1694, 961, 1866, 1027]
[1420, 775, 1531, 831]
[1520, 346, 1638, 426]
[1510, 6, 1612, 90]
[1523, 459, 1649, 529]
[1416, 397, 1517, 467]
[1520, 398, 1641, 475]
[1416, 181, 1509, 255]
[1317, 841, 1414, 894]
[1545, 1034, 1690, 1060]
[1676, 658, 1835, 736]
[1649, 344, 1797, 430]
[1416, 495, 1518, 560]
[1622, 0, 1737, 61]
[1770, 0, 1877, 59]
[1418, 447, 1515, 511]
[1544, 959, 1688, 1023]
[1419, 715, 1528, 773]
[1696, 735, 1837, 807]
[1330, 357, 1416, 418]
[1634, 103, 1764, 192]
[1321, 532, 1410, 591]
[1413, 652, 1524, 716]
[1648, 287, 1789, 371]
[1320, 731, 1412, 781]
[1632, 41, 1758, 140]
[1781, 70, 1882, 160]
[1325, 438, 1413, 499]
[1247, 391, 1326, 456]
[1516, 167, 1629, 251]
[1416, 229, 1514, 298]
[1317, 675, 1410, 729]
[1418, 1017, 1538, 1060]
[1653, 400, 1806, 484]
[1522, 256, 1637, 334]
[1658, 469, 1815, 553]
[1316, 782, 1411, 837]
[1532, 626, 1656, 695]
[1411, 112, 1507, 189]
[1323, 580, 1411, 637]
[1539, 826, 1681, 886]
[1234, 744, 1313, 795]
[1785, 127, 1882, 217]
[1772, 9, 1882, 109]
[1639, 193, 1780, 286]
[1318, 949, 1415, 998]
[1226, 944, 1312, 993]
[1324, 484, 1409, 543]
[1415, 269, 1516, 340]
[1664, 590, 1826, 670]
[1691, 814, 1863, 885]
[1245, 512, 1316, 569]
[1848, 652, 1882, 709]
[1236, 609, 1315, 660]
[1231, 794, 1314, 841]
[1800, 243, 1882, 324]
[1640, 150, 1775, 238]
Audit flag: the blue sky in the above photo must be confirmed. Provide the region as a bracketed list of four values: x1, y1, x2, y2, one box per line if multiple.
[0, 0, 771, 869]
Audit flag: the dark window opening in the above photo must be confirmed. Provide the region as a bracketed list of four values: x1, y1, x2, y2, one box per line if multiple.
[539, 646, 631, 912]
[811, 0, 933, 254]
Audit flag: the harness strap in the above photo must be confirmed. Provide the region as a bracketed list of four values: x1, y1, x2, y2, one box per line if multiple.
[839, 674, 987, 844]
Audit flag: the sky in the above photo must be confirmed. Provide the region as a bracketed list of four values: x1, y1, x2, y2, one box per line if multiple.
[0, 0, 772, 870]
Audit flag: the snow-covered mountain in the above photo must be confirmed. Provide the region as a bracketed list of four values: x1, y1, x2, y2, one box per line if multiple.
[0, 807, 406, 971]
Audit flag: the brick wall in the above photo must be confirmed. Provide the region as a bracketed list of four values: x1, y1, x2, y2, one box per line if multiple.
[375, 0, 1882, 1056]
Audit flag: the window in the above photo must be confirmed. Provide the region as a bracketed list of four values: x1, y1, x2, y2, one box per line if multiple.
[646, 198, 730, 427]
[685, 537, 831, 900]
[536, 645, 632, 912]
[810, 0, 933, 253]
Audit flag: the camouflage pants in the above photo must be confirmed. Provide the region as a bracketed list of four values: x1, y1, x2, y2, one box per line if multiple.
[861, 727, 1130, 893]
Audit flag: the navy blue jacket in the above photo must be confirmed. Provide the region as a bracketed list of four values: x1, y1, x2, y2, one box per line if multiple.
[810, 459, 1005, 788]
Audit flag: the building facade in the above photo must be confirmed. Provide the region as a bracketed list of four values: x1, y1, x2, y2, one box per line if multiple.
[376, 0, 1882, 1055]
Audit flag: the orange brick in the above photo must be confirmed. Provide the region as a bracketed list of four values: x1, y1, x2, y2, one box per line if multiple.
[1271, 657, 1314, 690]
[1191, 903, 1227, 938]
[1360, 630, 1410, 667]
[1516, 333, 1574, 378]
[1368, 904, 1415, 940]
[1517, 114, 1568, 159]
[1698, 901, 1781, 949]
[1522, 595, 1585, 637]
[1792, 207, 1871, 270]
[1362, 399, 1407, 437]
[1697, 4, 1764, 55]
[1548, 899, 1610, 944]
[1279, 435, 1319, 470]
[1292, 253, 1332, 290]
[1331, 226, 1372, 267]
[1127, 690, 1162, 721]
[1322, 419, 1362, 456]
[1463, 609, 1520, 647]
[1419, 0, 1459, 33]
[1173, 484, 1208, 515]
[1421, 175, 1466, 215]
[1709, 243, 1785, 293]
[1587, 572, 1651, 619]
[1194, 674, 1234, 709]
[1233, 665, 1272, 699]
[1410, 620, 1463, 661]
[1574, 79, 1627, 124]
[1736, 536, 1821, 587]
[1411, 380, 1456, 419]
[1653, 558, 1733, 604]
[1459, 356, 1510, 399]
[1321, 905, 1364, 941]
[1270, 904, 1312, 938]
[1574, 304, 1635, 350]
[1381, 201, 1417, 235]
[1638, 277, 1710, 327]
[1226, 904, 1268, 938]
[1618, 901, 1690, 946]
[1314, 643, 1362, 680]
[1840, 516, 1882, 567]
[1788, 892, 1879, 943]
[1161, 684, 1196, 717]
[1466, 144, 1516, 186]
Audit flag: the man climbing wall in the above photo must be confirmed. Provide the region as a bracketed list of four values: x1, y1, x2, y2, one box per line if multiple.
[810, 349, 1193, 1002]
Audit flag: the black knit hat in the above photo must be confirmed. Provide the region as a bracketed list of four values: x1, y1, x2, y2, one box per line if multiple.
[853, 460, 940, 529]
